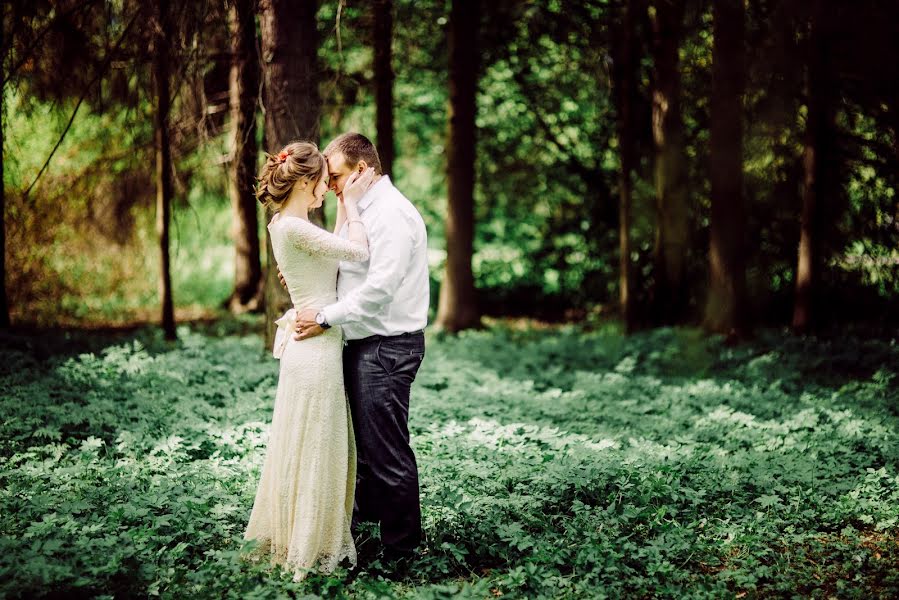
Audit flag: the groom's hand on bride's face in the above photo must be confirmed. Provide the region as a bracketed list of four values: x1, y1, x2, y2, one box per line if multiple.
[293, 308, 324, 341]
[278, 268, 287, 290]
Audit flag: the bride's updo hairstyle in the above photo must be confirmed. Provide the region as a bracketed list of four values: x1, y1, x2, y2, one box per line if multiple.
[256, 141, 326, 210]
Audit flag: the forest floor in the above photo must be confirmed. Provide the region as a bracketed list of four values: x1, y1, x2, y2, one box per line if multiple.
[1, 318, 898, 599]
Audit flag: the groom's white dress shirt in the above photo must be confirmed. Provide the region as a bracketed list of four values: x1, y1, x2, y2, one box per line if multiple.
[321, 175, 429, 340]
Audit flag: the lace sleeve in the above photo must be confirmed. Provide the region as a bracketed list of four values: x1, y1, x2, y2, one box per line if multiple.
[283, 218, 370, 262]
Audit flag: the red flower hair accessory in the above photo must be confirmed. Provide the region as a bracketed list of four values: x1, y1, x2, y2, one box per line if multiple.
[277, 150, 290, 163]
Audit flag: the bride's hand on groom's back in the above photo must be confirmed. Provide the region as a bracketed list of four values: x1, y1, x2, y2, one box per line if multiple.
[340, 167, 376, 206]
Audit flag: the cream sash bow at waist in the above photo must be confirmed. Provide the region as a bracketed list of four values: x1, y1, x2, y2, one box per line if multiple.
[272, 308, 296, 359]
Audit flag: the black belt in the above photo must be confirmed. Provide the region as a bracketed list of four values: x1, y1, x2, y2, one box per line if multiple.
[345, 330, 424, 345]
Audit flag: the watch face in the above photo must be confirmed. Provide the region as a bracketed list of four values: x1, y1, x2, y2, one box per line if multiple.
[315, 313, 324, 325]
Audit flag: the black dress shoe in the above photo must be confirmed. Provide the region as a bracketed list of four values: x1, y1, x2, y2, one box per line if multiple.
[381, 547, 415, 563]
[380, 548, 416, 581]
[352, 522, 382, 568]
[369, 548, 415, 581]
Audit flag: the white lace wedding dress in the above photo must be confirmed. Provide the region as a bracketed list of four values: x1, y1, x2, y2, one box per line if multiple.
[243, 213, 369, 581]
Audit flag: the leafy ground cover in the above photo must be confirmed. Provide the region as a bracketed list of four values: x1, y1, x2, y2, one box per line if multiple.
[1, 320, 898, 598]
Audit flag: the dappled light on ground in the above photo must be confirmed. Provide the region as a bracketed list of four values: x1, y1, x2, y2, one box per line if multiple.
[1, 323, 897, 597]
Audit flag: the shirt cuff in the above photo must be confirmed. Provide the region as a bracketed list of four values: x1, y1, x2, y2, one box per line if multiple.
[321, 302, 349, 327]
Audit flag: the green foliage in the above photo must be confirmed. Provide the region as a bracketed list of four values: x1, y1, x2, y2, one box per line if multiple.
[472, 2, 624, 310]
[2, 322, 898, 598]
[4, 88, 241, 324]
[6, 0, 898, 325]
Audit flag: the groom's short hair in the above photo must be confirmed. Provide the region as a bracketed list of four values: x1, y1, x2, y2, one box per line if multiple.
[323, 133, 383, 175]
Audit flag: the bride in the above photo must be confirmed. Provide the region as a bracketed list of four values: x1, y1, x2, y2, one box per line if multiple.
[243, 141, 375, 581]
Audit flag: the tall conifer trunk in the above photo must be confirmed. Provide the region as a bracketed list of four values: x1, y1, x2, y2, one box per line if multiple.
[436, 0, 481, 332]
[1, 74, 8, 329]
[792, 0, 834, 332]
[227, 0, 262, 313]
[648, 0, 690, 325]
[373, 0, 395, 177]
[259, 0, 321, 348]
[154, 0, 176, 340]
[705, 0, 749, 336]
[890, 96, 899, 216]
[612, 0, 638, 333]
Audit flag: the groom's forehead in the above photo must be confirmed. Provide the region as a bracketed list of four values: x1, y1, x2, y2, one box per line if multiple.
[327, 152, 349, 173]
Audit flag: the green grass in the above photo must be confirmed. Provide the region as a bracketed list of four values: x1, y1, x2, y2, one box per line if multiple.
[1, 321, 897, 598]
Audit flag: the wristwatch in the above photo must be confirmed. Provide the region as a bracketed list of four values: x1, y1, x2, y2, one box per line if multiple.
[315, 312, 331, 329]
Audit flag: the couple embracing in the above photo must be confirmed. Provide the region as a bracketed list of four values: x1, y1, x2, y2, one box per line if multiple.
[243, 133, 429, 581]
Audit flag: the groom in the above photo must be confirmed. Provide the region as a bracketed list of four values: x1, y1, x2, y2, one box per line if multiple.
[293, 132, 429, 565]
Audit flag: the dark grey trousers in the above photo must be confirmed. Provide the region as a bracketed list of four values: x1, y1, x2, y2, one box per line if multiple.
[343, 331, 425, 553]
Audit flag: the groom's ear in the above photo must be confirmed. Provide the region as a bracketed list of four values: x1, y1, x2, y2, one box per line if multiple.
[356, 160, 368, 174]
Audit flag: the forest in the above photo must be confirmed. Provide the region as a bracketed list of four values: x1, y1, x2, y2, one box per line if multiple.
[2, 0, 898, 598]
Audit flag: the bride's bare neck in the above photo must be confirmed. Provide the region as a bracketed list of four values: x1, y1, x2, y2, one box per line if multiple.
[280, 185, 312, 220]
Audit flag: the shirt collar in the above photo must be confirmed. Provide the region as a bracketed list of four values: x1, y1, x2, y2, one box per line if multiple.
[357, 175, 392, 212]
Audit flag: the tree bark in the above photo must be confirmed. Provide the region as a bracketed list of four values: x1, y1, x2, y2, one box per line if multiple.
[227, 0, 262, 313]
[154, 0, 176, 340]
[0, 78, 8, 329]
[612, 0, 638, 333]
[259, 0, 321, 349]
[792, 0, 834, 332]
[890, 95, 899, 212]
[705, 0, 749, 337]
[435, 0, 481, 332]
[648, 0, 690, 325]
[373, 0, 395, 177]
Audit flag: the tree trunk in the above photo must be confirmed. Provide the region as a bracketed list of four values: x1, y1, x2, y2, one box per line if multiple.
[705, 0, 749, 337]
[227, 0, 262, 313]
[890, 95, 899, 209]
[792, 0, 834, 332]
[154, 0, 176, 340]
[648, 0, 690, 325]
[373, 0, 395, 177]
[435, 0, 480, 332]
[0, 80, 8, 329]
[259, 0, 321, 349]
[612, 0, 638, 333]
